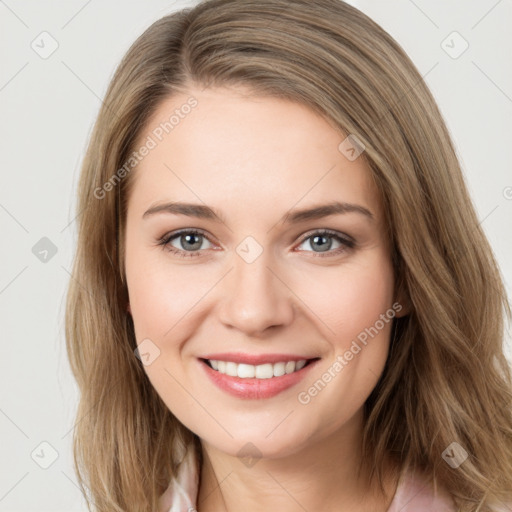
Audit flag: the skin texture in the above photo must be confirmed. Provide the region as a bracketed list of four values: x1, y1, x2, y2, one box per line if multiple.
[124, 86, 407, 512]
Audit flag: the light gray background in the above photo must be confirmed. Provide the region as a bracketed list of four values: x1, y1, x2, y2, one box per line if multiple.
[1, 1, 511, 510]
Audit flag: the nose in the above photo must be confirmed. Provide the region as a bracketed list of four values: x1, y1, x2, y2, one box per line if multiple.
[217, 251, 295, 337]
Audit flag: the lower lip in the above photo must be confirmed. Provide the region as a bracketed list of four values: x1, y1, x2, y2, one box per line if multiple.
[199, 358, 320, 399]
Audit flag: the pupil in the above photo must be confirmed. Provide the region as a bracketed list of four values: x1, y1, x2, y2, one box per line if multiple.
[312, 235, 331, 252]
[179, 234, 332, 252]
[182, 234, 201, 250]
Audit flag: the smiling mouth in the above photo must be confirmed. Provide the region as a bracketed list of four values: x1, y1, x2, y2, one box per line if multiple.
[201, 358, 320, 379]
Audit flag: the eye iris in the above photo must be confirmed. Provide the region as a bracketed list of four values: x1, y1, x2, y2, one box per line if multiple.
[181, 233, 202, 251]
[311, 234, 331, 252]
[169, 231, 343, 254]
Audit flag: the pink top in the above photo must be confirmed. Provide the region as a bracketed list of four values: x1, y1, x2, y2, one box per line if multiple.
[386, 468, 455, 512]
[157, 442, 501, 512]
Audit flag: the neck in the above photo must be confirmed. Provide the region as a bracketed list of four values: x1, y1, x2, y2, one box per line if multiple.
[196, 412, 399, 512]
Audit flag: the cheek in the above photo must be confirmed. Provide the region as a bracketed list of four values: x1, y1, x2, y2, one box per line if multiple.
[292, 253, 395, 348]
[126, 246, 208, 341]
[125, 248, 203, 407]
[292, 253, 395, 426]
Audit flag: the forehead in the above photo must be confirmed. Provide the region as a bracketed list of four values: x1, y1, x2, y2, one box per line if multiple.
[127, 86, 381, 224]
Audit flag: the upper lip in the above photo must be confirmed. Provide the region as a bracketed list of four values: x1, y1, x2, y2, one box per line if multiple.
[200, 352, 319, 365]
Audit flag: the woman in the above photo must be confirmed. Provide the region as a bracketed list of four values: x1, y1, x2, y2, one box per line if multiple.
[65, 0, 512, 510]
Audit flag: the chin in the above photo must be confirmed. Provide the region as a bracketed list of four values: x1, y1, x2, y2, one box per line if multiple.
[199, 422, 317, 462]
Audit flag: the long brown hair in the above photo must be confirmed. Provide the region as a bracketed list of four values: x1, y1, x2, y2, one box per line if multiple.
[65, 0, 512, 510]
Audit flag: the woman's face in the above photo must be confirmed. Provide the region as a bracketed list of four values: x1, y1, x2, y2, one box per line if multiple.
[124, 86, 404, 459]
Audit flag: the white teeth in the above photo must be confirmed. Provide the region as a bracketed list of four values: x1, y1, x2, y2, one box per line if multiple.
[225, 361, 238, 377]
[285, 361, 295, 374]
[255, 363, 273, 379]
[207, 359, 309, 378]
[237, 363, 255, 378]
[273, 362, 285, 377]
[295, 360, 306, 370]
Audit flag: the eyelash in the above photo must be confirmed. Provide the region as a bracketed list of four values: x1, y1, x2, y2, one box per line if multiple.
[156, 228, 355, 259]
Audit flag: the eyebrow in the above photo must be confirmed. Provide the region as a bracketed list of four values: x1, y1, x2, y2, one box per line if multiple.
[142, 200, 374, 224]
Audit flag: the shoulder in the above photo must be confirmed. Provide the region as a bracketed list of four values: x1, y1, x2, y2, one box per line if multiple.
[386, 468, 456, 512]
